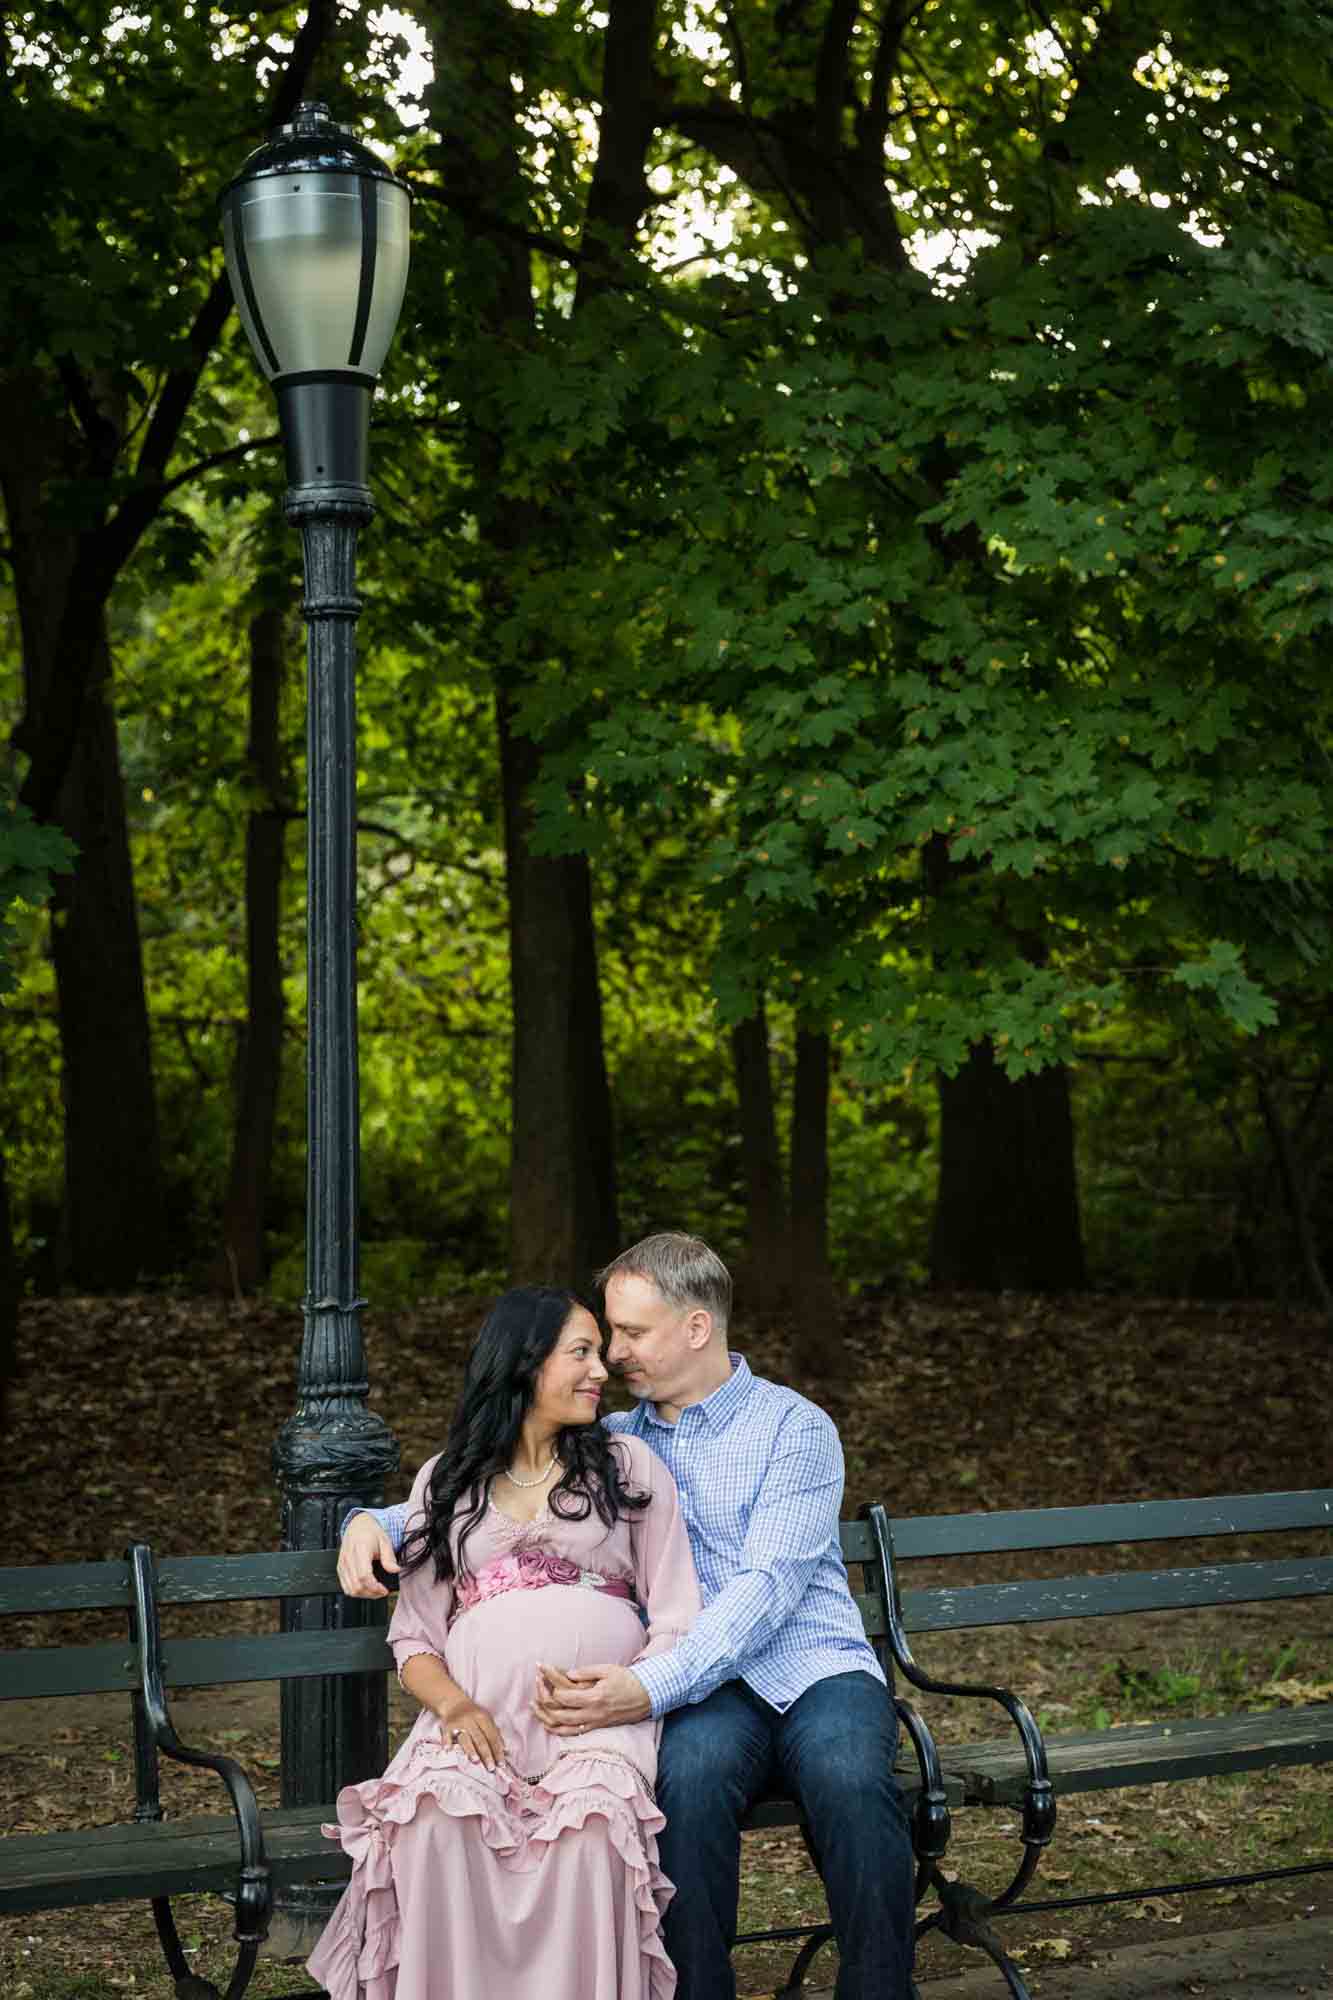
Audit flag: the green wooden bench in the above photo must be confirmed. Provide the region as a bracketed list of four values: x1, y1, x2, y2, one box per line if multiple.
[5, 1489, 1326, 1999]
[0, 1527, 978, 2000]
[0, 1544, 392, 2000]
[863, 1485, 1333, 1998]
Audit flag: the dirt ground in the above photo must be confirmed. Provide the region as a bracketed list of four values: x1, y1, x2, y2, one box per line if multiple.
[914, 1912, 1333, 1995]
[2, 1287, 1330, 1996]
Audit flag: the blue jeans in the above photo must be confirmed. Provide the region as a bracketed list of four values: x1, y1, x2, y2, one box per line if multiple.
[656, 1671, 915, 2000]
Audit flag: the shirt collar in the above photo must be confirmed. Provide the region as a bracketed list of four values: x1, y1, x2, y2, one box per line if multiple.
[644, 1352, 752, 1431]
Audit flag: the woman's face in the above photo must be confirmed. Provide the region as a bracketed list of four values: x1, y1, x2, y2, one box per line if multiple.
[530, 1305, 608, 1430]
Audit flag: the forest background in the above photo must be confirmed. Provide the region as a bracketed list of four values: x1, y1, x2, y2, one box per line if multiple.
[4, 0, 1333, 1399]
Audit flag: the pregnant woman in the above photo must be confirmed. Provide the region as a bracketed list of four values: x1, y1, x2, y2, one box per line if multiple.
[307, 1285, 701, 2000]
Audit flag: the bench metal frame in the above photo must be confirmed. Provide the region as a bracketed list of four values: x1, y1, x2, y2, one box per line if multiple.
[2, 1544, 391, 2000]
[866, 1486, 1333, 1998]
[3, 1486, 1329, 1999]
[5, 1535, 963, 1999]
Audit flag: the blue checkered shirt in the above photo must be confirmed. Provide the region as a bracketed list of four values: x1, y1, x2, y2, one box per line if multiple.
[354, 1355, 883, 1717]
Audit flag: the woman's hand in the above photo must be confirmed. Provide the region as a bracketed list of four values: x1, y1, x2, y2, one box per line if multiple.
[437, 1694, 506, 1771]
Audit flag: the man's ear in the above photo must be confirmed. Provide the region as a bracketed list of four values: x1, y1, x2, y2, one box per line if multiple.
[685, 1307, 713, 1351]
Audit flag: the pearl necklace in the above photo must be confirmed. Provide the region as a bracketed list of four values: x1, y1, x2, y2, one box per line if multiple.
[503, 1452, 558, 1489]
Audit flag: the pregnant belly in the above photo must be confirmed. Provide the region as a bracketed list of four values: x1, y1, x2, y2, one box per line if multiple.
[444, 1583, 645, 1724]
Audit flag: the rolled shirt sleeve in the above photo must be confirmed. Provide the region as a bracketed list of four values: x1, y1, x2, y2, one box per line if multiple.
[631, 1413, 843, 1719]
[342, 1499, 410, 1550]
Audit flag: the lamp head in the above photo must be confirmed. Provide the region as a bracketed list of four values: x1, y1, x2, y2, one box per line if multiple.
[220, 101, 411, 390]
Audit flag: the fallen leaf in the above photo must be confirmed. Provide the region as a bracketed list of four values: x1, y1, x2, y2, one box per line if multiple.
[1028, 1936, 1073, 1958]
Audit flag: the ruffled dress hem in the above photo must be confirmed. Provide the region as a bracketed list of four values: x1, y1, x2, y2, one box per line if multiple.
[305, 1740, 676, 2000]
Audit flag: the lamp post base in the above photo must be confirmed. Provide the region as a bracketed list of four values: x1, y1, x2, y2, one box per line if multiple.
[258, 1900, 336, 1964]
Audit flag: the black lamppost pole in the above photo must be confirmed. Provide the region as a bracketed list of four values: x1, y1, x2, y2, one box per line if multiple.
[220, 102, 409, 1940]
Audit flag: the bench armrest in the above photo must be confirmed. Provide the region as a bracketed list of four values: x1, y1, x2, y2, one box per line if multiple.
[864, 1506, 1056, 1907]
[894, 1696, 952, 1881]
[127, 1543, 271, 1944]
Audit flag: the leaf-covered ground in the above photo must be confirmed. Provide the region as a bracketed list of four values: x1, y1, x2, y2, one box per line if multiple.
[2, 1289, 1330, 1996]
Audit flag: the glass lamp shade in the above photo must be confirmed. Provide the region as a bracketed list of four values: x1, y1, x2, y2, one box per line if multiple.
[220, 102, 410, 387]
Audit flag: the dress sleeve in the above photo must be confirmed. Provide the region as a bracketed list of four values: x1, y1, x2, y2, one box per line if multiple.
[622, 1438, 702, 1665]
[387, 1454, 453, 1686]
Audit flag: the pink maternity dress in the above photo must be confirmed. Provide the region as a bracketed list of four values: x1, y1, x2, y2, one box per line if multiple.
[306, 1433, 701, 2000]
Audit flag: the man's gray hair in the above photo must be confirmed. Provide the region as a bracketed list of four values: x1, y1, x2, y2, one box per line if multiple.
[597, 1232, 733, 1332]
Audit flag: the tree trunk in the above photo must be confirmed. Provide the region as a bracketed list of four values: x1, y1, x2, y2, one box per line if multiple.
[569, 852, 619, 1276]
[1253, 1061, 1332, 1319]
[218, 604, 290, 1293]
[498, 691, 618, 1286]
[0, 376, 165, 1289]
[0, 32, 334, 1293]
[427, 0, 652, 1289]
[789, 1025, 842, 1375]
[930, 1038, 1086, 1291]
[730, 1000, 790, 1315]
[49, 640, 166, 1288]
[0, 1150, 16, 1433]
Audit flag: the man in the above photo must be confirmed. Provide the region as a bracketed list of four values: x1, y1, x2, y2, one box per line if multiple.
[338, 1232, 916, 1999]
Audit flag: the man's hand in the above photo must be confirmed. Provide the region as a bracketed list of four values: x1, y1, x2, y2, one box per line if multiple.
[337, 1514, 400, 1597]
[533, 1663, 651, 1734]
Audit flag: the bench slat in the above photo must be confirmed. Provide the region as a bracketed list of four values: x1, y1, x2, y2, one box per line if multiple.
[160, 1626, 394, 1688]
[851, 1591, 885, 1636]
[155, 1551, 343, 1603]
[840, 1522, 874, 1563]
[901, 1556, 1333, 1632]
[3, 1640, 139, 1699]
[8, 1491, 1325, 1618]
[0, 1562, 130, 1617]
[1, 1760, 954, 1915]
[0, 1550, 351, 1620]
[1, 1626, 396, 1702]
[890, 1490, 1333, 1561]
[947, 1705, 1333, 1806]
[0, 1806, 347, 1912]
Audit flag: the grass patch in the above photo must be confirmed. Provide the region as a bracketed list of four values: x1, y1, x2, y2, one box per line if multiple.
[1052, 1636, 1330, 1734]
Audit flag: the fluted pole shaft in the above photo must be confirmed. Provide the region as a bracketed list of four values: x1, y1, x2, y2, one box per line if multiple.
[272, 478, 399, 1941]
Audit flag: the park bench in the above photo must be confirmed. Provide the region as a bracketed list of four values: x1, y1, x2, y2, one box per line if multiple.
[3, 1488, 1328, 1999]
[858, 1484, 1333, 1999]
[0, 1528, 974, 2000]
[1, 1544, 395, 2000]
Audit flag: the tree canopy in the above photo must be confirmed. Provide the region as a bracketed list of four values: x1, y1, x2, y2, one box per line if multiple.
[3, 0, 1332, 1333]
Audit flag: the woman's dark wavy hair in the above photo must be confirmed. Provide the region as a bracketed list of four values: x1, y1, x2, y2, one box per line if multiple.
[400, 1285, 650, 1585]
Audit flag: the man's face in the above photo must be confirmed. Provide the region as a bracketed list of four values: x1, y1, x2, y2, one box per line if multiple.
[603, 1272, 698, 1406]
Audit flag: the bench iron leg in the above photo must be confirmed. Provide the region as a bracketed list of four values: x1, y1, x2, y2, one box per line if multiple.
[151, 1894, 261, 2000]
[129, 1549, 269, 2000]
[775, 1921, 835, 1995]
[919, 1873, 1033, 2000]
[775, 1927, 928, 1999]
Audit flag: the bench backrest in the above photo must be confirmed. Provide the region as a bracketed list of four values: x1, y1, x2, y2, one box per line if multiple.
[0, 1550, 391, 1700]
[1, 1535, 894, 1697]
[6, 1488, 1328, 1696]
[868, 1488, 1333, 1633]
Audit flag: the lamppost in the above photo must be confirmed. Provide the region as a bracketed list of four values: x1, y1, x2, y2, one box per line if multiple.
[220, 101, 410, 1941]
